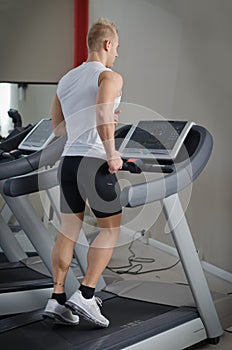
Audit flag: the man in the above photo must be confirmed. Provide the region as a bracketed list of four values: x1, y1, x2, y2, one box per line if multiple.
[43, 18, 123, 327]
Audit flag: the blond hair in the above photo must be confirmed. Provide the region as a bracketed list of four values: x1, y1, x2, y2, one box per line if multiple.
[87, 18, 118, 52]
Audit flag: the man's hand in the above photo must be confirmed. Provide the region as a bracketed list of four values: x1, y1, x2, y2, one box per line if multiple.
[114, 109, 121, 126]
[107, 151, 123, 174]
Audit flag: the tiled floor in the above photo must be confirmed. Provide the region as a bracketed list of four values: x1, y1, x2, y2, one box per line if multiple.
[109, 235, 232, 350]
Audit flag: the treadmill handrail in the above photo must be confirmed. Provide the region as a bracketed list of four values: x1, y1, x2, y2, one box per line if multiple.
[3, 126, 213, 207]
[0, 136, 66, 181]
[0, 125, 33, 152]
[121, 125, 213, 207]
[4, 166, 59, 197]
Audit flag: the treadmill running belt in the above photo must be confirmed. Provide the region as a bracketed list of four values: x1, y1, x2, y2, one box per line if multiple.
[0, 296, 197, 350]
[0, 265, 53, 292]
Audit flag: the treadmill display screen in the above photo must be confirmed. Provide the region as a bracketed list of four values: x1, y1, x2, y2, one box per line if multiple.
[119, 120, 194, 160]
[127, 121, 186, 151]
[19, 119, 54, 151]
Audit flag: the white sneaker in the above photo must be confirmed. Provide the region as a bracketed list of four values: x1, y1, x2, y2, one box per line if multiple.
[43, 299, 79, 325]
[65, 290, 110, 328]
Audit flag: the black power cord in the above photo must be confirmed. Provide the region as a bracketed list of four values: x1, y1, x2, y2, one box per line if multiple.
[107, 230, 180, 275]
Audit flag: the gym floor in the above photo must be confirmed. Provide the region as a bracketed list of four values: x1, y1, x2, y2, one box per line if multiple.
[109, 235, 232, 350]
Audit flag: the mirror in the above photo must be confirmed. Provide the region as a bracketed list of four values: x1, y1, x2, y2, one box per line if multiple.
[0, 83, 57, 139]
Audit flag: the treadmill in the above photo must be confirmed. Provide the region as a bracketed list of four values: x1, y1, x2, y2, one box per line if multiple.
[0, 121, 223, 349]
[0, 124, 34, 263]
[0, 121, 64, 315]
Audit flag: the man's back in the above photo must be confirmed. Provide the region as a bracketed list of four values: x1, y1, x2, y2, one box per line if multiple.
[57, 61, 111, 118]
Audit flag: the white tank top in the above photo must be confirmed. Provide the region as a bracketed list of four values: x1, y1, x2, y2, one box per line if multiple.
[57, 61, 121, 159]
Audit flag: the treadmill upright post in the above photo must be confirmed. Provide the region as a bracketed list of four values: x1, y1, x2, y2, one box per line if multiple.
[0, 181, 28, 262]
[2, 192, 79, 298]
[162, 193, 223, 340]
[0, 209, 28, 262]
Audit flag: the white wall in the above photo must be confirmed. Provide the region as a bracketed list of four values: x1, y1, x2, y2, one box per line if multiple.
[0, 0, 74, 83]
[90, 0, 182, 116]
[0, 0, 74, 127]
[89, 0, 232, 272]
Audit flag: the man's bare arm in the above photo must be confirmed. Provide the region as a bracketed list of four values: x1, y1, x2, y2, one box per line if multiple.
[96, 71, 123, 172]
[51, 94, 67, 136]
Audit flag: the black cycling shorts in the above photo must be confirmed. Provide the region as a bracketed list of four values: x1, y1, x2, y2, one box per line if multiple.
[58, 156, 122, 218]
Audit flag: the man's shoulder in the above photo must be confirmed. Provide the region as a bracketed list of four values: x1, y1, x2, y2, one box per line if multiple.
[99, 70, 123, 84]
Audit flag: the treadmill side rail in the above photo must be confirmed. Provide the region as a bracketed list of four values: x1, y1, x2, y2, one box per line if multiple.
[123, 319, 206, 350]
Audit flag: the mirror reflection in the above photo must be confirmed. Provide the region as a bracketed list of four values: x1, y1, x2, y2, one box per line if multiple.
[0, 83, 57, 140]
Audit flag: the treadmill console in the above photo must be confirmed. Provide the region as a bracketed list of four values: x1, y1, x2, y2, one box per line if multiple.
[18, 118, 55, 151]
[118, 120, 194, 160]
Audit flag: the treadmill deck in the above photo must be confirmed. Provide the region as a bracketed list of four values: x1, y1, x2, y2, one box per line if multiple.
[0, 294, 199, 350]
